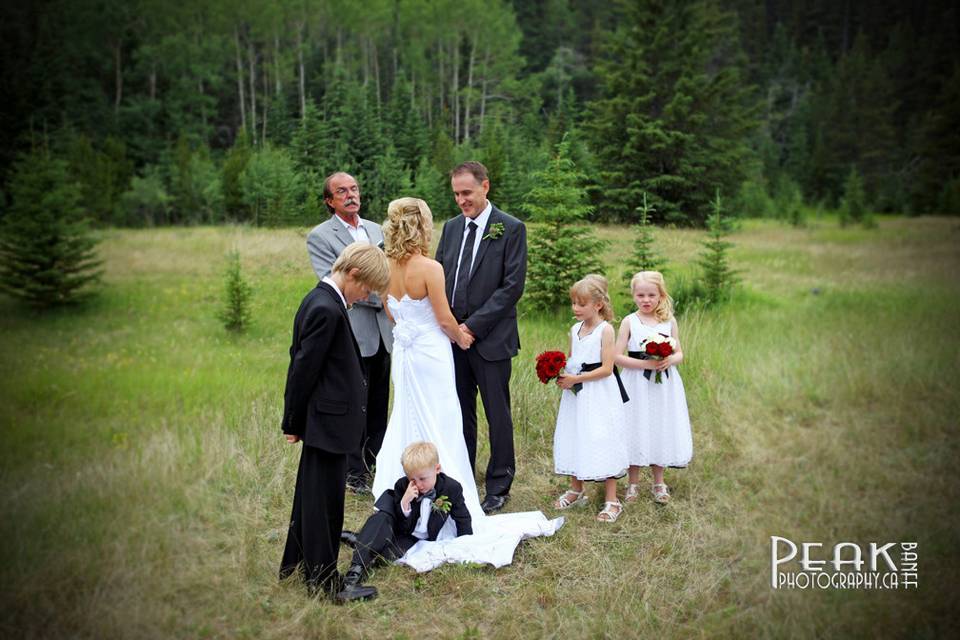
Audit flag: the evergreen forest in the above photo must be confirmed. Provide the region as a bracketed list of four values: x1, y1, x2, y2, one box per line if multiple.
[2, 0, 958, 227]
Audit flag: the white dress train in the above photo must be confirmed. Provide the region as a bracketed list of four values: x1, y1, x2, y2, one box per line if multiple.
[372, 294, 563, 572]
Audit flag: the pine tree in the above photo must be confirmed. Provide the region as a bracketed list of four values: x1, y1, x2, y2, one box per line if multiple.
[625, 192, 666, 283]
[239, 144, 305, 226]
[222, 133, 252, 222]
[413, 158, 451, 219]
[0, 150, 102, 308]
[60, 131, 134, 226]
[218, 250, 252, 332]
[912, 66, 960, 214]
[587, 0, 760, 225]
[840, 165, 866, 227]
[819, 33, 897, 208]
[365, 146, 412, 222]
[343, 81, 385, 187]
[697, 189, 737, 305]
[774, 175, 806, 227]
[384, 72, 427, 176]
[289, 99, 325, 177]
[521, 136, 606, 313]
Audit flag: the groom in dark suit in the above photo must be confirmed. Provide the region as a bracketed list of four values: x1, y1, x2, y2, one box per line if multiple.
[435, 161, 527, 514]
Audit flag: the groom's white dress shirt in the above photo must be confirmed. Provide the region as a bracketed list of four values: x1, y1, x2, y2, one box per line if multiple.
[451, 201, 492, 306]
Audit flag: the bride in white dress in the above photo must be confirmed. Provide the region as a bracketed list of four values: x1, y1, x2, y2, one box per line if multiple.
[371, 197, 562, 572]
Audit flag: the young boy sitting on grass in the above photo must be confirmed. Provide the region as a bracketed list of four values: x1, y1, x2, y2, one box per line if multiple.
[336, 441, 473, 603]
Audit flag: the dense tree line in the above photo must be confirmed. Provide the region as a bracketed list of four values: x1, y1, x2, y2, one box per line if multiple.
[0, 0, 957, 228]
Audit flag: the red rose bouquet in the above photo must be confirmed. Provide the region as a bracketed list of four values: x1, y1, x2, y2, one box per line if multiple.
[640, 334, 677, 383]
[535, 350, 567, 384]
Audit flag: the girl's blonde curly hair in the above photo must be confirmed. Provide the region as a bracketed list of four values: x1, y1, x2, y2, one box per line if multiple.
[382, 197, 433, 261]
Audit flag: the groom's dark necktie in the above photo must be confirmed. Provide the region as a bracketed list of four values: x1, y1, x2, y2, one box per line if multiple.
[453, 221, 478, 319]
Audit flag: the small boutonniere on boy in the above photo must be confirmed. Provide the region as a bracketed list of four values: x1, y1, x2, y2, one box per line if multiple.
[482, 222, 505, 241]
[431, 495, 452, 514]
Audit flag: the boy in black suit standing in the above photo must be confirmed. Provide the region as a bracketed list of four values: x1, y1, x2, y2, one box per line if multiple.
[336, 441, 473, 603]
[279, 242, 391, 597]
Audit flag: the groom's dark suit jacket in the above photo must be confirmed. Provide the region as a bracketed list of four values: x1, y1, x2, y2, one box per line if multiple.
[374, 472, 473, 539]
[435, 205, 527, 362]
[281, 281, 368, 453]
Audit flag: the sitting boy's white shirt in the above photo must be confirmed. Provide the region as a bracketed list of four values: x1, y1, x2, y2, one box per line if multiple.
[403, 498, 433, 540]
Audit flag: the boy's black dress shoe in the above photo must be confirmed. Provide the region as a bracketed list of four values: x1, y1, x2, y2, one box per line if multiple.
[335, 565, 378, 604]
[481, 494, 509, 514]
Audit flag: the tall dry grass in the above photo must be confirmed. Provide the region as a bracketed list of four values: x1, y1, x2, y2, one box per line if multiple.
[1, 216, 958, 638]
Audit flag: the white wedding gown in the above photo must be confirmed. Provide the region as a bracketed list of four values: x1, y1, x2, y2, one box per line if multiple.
[371, 294, 564, 572]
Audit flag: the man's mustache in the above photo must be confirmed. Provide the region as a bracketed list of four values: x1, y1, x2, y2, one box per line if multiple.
[344, 198, 359, 206]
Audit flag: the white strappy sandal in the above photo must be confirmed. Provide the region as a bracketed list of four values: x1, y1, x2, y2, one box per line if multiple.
[596, 501, 623, 523]
[652, 483, 670, 504]
[554, 489, 588, 510]
[624, 483, 640, 503]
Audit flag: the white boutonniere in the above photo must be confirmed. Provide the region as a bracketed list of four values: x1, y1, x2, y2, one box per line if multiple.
[482, 222, 505, 241]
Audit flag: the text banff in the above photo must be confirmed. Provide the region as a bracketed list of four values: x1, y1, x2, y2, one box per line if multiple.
[770, 536, 917, 590]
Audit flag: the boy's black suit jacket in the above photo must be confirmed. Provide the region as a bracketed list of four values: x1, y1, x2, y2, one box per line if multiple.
[373, 472, 473, 540]
[281, 281, 368, 453]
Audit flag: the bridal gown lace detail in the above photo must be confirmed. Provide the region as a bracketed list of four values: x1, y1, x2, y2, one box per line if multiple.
[371, 294, 563, 572]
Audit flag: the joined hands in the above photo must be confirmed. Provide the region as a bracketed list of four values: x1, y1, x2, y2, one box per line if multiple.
[456, 323, 475, 350]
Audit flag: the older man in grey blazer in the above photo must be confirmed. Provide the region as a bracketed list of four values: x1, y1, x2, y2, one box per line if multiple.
[307, 172, 393, 494]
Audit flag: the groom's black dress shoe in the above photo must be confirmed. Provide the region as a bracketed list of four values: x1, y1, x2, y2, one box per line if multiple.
[335, 565, 378, 604]
[481, 494, 509, 514]
[340, 530, 358, 548]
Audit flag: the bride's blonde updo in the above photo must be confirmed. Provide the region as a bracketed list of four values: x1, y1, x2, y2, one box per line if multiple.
[383, 197, 433, 260]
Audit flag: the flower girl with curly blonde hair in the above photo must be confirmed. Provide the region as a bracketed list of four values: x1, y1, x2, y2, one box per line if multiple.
[614, 271, 692, 504]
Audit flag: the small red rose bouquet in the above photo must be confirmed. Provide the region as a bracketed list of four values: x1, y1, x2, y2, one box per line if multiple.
[640, 334, 678, 383]
[535, 350, 567, 384]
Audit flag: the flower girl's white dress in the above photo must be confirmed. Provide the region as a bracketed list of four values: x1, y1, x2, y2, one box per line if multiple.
[371, 294, 563, 572]
[553, 321, 629, 480]
[620, 314, 693, 467]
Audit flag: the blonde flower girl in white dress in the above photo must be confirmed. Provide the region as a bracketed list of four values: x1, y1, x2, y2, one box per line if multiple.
[614, 271, 692, 504]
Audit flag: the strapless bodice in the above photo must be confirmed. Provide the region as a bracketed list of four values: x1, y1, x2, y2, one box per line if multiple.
[387, 294, 444, 347]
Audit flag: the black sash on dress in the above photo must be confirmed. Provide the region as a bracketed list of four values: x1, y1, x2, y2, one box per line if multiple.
[574, 362, 629, 403]
[627, 350, 670, 381]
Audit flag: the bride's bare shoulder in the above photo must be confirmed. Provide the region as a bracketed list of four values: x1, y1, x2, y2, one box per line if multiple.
[407, 254, 443, 273]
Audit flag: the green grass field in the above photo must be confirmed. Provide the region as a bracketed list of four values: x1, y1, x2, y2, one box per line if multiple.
[1, 216, 958, 638]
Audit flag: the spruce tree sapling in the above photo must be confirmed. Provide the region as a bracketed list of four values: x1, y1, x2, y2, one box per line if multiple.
[840, 165, 867, 227]
[218, 250, 252, 332]
[697, 189, 738, 305]
[522, 136, 607, 313]
[625, 191, 667, 283]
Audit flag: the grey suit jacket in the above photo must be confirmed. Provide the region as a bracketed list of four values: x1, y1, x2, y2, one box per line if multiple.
[306, 215, 393, 357]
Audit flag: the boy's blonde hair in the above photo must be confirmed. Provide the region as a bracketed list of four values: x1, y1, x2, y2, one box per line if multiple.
[569, 273, 614, 322]
[383, 197, 433, 261]
[401, 441, 439, 474]
[332, 242, 390, 293]
[630, 271, 674, 322]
